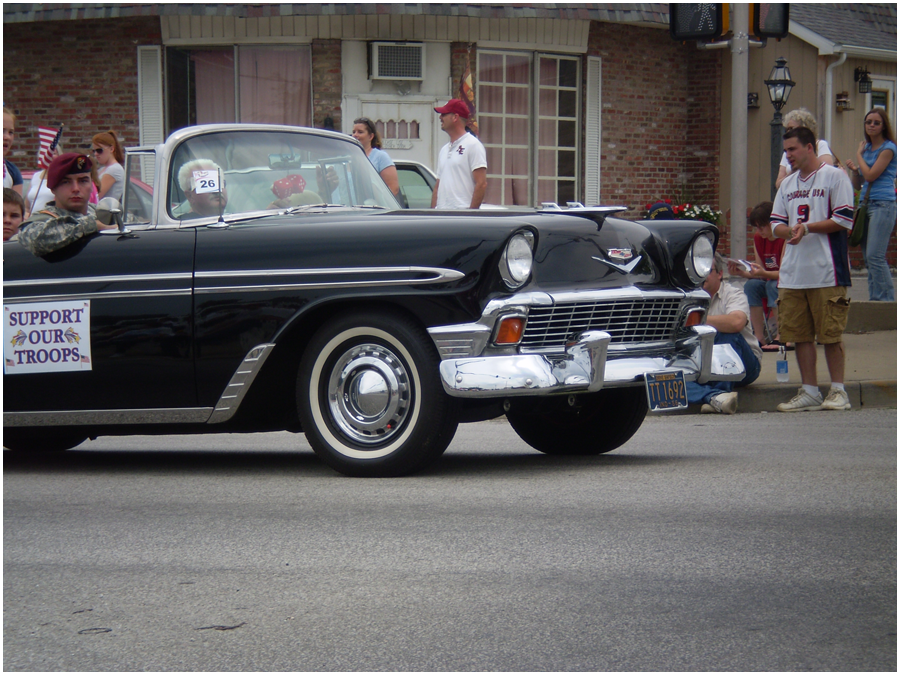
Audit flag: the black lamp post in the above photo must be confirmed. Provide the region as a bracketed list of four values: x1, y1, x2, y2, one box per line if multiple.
[765, 57, 795, 198]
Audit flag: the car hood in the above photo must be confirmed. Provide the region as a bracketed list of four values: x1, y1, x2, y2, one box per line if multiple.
[214, 208, 714, 295]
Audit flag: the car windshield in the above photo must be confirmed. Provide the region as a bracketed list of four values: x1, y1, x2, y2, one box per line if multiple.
[167, 129, 399, 220]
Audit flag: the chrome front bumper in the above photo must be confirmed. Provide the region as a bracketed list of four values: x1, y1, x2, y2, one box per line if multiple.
[433, 324, 745, 399]
[429, 288, 745, 398]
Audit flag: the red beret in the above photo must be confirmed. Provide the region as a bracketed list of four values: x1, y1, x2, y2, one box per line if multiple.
[434, 99, 470, 119]
[47, 153, 93, 190]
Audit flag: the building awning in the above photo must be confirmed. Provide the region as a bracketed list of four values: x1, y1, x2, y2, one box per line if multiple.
[3, 3, 670, 26]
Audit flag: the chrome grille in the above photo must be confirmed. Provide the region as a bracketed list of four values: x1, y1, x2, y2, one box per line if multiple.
[522, 298, 683, 348]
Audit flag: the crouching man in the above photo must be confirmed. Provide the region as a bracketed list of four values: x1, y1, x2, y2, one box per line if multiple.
[687, 253, 763, 414]
[18, 153, 116, 256]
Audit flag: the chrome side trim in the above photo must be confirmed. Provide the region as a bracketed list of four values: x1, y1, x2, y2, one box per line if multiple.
[194, 266, 461, 279]
[4, 408, 214, 427]
[207, 343, 277, 424]
[6, 289, 192, 304]
[4, 272, 194, 303]
[3, 272, 192, 288]
[195, 266, 464, 294]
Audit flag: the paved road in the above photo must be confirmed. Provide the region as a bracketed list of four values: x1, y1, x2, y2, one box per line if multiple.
[4, 410, 896, 671]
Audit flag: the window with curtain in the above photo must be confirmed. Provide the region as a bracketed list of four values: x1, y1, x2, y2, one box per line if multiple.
[537, 55, 580, 206]
[166, 46, 312, 133]
[477, 50, 581, 207]
[478, 51, 532, 206]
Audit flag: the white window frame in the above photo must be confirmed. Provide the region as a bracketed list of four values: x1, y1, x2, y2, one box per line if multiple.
[477, 49, 534, 206]
[477, 49, 583, 207]
[534, 52, 582, 206]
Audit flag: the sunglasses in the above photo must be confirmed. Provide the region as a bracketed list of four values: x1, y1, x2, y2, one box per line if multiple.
[92, 147, 105, 155]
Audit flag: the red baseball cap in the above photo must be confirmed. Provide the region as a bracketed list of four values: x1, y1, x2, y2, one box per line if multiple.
[434, 99, 470, 119]
[47, 153, 93, 190]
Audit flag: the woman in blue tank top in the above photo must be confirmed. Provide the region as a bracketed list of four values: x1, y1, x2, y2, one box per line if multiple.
[352, 118, 400, 199]
[848, 108, 897, 301]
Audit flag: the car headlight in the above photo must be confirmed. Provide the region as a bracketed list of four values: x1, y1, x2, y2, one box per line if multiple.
[500, 231, 534, 289]
[685, 232, 714, 285]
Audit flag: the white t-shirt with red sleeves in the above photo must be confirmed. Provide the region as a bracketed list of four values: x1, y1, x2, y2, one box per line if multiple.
[770, 163, 855, 289]
[435, 132, 487, 209]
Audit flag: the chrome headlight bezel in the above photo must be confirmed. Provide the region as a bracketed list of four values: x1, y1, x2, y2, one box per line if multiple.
[500, 231, 535, 289]
[685, 232, 715, 285]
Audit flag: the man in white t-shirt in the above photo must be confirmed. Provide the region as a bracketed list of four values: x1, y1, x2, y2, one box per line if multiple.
[431, 99, 487, 210]
[770, 126, 855, 413]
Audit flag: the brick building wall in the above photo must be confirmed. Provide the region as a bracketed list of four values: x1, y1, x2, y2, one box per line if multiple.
[311, 39, 342, 130]
[449, 42, 476, 107]
[586, 23, 724, 233]
[3, 17, 162, 163]
[3, 20, 346, 159]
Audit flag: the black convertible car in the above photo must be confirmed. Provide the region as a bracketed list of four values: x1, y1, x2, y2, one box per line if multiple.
[3, 124, 743, 476]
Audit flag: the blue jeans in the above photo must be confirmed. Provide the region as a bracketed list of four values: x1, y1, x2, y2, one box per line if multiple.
[744, 278, 778, 307]
[685, 331, 761, 405]
[862, 200, 897, 301]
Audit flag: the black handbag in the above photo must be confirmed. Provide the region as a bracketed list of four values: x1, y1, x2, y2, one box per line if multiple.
[849, 182, 871, 247]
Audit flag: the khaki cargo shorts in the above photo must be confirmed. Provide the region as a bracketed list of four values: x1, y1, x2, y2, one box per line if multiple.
[777, 286, 850, 345]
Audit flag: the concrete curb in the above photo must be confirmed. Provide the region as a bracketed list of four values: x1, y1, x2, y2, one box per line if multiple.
[653, 380, 897, 416]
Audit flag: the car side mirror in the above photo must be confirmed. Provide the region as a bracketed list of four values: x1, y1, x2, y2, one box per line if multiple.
[96, 197, 132, 235]
[95, 197, 119, 226]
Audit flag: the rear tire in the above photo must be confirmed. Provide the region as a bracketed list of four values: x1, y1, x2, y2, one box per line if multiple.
[297, 310, 459, 477]
[506, 388, 648, 455]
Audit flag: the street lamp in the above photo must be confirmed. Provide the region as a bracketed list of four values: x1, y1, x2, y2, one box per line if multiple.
[765, 57, 795, 198]
[855, 66, 873, 94]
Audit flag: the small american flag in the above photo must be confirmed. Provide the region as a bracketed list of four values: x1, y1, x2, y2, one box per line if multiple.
[5, 358, 14, 367]
[80, 354, 90, 364]
[37, 125, 63, 170]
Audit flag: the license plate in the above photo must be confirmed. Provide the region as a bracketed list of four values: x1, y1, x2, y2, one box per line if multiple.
[644, 370, 688, 411]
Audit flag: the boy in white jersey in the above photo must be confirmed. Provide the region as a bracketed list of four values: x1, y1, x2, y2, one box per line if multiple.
[770, 126, 855, 412]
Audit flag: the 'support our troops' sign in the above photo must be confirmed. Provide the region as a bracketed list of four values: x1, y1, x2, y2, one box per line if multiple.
[4, 300, 92, 374]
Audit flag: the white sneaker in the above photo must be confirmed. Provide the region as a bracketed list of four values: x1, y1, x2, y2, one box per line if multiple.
[821, 386, 851, 411]
[701, 391, 738, 414]
[776, 387, 823, 412]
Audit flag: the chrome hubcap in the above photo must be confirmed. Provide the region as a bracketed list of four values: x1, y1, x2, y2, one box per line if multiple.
[327, 343, 411, 445]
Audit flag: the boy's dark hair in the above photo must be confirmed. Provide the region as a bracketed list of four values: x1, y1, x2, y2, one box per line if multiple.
[748, 201, 773, 227]
[783, 125, 817, 152]
[3, 187, 25, 214]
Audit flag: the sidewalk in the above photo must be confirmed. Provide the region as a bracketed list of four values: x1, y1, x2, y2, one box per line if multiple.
[671, 271, 898, 414]
[730, 330, 898, 413]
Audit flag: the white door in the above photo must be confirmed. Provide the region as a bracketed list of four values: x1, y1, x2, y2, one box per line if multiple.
[356, 99, 439, 171]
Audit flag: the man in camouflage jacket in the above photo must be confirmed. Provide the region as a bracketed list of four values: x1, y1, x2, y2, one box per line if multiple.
[18, 153, 115, 256]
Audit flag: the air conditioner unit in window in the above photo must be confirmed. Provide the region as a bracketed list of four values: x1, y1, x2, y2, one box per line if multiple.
[370, 42, 425, 81]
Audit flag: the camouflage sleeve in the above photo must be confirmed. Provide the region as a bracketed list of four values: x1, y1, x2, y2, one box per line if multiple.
[17, 210, 100, 257]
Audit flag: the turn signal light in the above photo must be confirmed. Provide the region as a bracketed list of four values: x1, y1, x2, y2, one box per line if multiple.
[495, 317, 525, 344]
[684, 309, 704, 327]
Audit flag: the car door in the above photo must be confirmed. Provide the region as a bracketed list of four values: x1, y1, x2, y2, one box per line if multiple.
[395, 162, 436, 209]
[3, 228, 197, 414]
